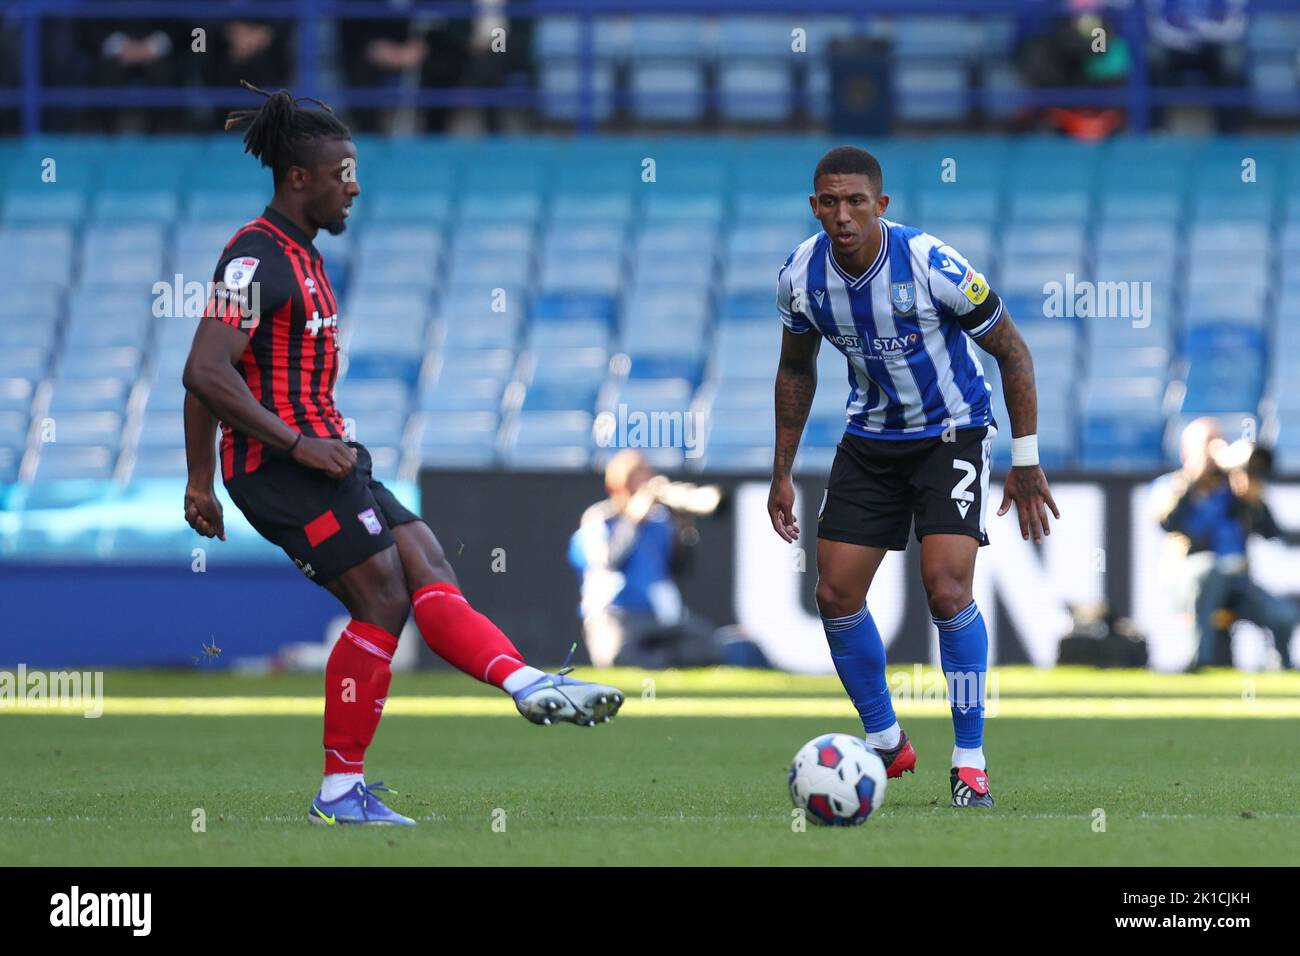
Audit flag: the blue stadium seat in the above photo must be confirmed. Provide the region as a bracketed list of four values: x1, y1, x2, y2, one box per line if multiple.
[718, 62, 794, 123]
[539, 256, 623, 295]
[55, 347, 141, 381]
[1079, 412, 1165, 471]
[47, 377, 131, 412]
[539, 62, 617, 124]
[0, 348, 50, 382]
[628, 16, 712, 59]
[432, 348, 516, 384]
[528, 317, 610, 350]
[0, 410, 29, 450]
[334, 379, 410, 417]
[362, 192, 452, 225]
[532, 292, 617, 326]
[1098, 191, 1183, 222]
[90, 190, 178, 224]
[609, 377, 694, 414]
[2, 189, 86, 225]
[438, 306, 521, 352]
[0, 377, 34, 415]
[0, 226, 74, 287]
[1007, 191, 1092, 223]
[894, 63, 969, 123]
[412, 411, 500, 468]
[32, 444, 116, 480]
[504, 411, 594, 468]
[42, 410, 123, 446]
[624, 353, 704, 384]
[1003, 223, 1087, 260]
[130, 446, 189, 479]
[136, 409, 183, 450]
[0, 314, 58, 351]
[630, 63, 707, 123]
[417, 376, 504, 414]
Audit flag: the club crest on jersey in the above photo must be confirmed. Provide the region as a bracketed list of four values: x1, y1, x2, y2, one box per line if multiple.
[890, 281, 916, 315]
[357, 508, 382, 536]
[223, 257, 259, 290]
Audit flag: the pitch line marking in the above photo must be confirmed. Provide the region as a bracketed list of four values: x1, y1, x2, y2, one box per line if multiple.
[4, 696, 1300, 718]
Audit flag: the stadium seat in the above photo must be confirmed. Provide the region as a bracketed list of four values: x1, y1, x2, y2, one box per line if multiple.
[47, 377, 131, 413]
[32, 444, 117, 480]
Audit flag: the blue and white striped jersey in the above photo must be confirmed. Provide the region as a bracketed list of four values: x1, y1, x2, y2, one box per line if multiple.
[777, 218, 1004, 440]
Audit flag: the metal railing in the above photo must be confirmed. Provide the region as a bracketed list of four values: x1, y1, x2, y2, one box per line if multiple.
[2, 0, 1296, 134]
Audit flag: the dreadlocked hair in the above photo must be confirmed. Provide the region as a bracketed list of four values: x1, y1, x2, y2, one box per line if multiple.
[223, 80, 351, 187]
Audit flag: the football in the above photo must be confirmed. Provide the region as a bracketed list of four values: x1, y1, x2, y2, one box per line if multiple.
[788, 733, 888, 826]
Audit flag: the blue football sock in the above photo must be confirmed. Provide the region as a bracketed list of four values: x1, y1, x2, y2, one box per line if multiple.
[822, 605, 896, 736]
[933, 600, 988, 751]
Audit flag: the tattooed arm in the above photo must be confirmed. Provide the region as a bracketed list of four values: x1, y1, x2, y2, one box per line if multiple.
[768, 326, 821, 542]
[975, 311, 1060, 543]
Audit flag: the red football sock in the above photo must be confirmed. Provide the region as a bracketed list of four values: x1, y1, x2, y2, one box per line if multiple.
[411, 582, 527, 688]
[323, 621, 399, 775]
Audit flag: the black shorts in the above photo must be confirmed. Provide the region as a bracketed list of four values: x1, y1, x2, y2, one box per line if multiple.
[224, 442, 421, 585]
[817, 426, 994, 551]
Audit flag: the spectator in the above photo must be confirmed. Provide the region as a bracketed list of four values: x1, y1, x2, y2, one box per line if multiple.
[1146, 0, 1248, 132]
[1015, 0, 1132, 139]
[205, 19, 293, 92]
[81, 18, 192, 132]
[338, 0, 471, 133]
[1160, 435, 1297, 671]
[568, 451, 758, 669]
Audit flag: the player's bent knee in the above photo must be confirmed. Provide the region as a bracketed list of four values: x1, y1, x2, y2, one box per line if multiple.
[924, 577, 971, 621]
[815, 578, 866, 620]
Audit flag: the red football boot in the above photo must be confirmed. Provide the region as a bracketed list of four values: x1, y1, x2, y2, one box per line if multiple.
[871, 729, 917, 778]
[950, 766, 994, 808]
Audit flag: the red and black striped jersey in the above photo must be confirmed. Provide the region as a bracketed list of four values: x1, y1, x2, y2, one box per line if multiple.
[203, 207, 346, 480]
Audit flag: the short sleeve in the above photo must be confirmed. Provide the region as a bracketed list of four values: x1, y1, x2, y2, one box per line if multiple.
[203, 232, 292, 335]
[777, 256, 813, 334]
[926, 241, 1003, 340]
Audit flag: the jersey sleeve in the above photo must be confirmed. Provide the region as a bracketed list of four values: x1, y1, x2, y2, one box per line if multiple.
[776, 255, 813, 334]
[203, 231, 293, 335]
[926, 240, 1003, 340]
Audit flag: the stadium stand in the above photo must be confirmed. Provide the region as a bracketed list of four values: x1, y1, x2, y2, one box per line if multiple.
[0, 132, 1296, 523]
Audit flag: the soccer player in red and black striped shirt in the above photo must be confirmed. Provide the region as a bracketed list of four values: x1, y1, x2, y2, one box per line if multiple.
[181, 84, 623, 827]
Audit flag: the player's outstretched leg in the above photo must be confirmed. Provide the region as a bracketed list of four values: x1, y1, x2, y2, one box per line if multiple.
[816, 540, 915, 777]
[393, 522, 624, 726]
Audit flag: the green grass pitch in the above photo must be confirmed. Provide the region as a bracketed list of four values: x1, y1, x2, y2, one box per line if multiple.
[3, 667, 1298, 866]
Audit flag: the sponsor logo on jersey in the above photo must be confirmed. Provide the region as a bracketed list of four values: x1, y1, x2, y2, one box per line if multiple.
[358, 508, 382, 535]
[811, 288, 825, 306]
[223, 256, 259, 290]
[890, 280, 916, 315]
[871, 332, 921, 358]
[305, 311, 338, 337]
[824, 332, 866, 355]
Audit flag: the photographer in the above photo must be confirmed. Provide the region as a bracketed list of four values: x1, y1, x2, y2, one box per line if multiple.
[1160, 435, 1297, 671]
[568, 450, 737, 669]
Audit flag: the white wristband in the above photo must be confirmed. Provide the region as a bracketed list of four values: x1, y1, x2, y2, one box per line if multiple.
[1010, 434, 1039, 467]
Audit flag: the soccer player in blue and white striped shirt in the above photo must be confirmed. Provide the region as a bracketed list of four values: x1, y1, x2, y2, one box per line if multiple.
[767, 146, 1060, 809]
